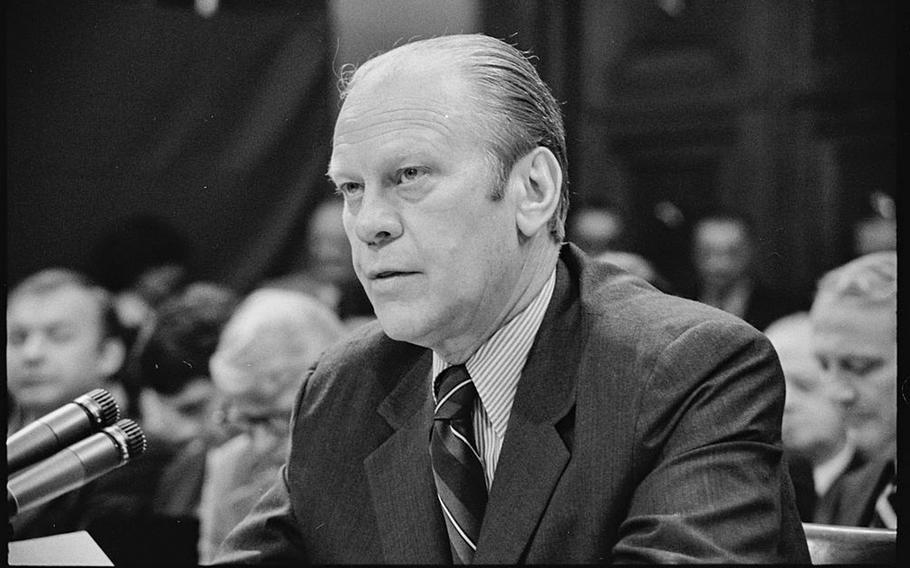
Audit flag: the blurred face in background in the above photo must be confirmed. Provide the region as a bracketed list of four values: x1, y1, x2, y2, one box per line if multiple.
[139, 377, 217, 446]
[307, 200, 355, 285]
[811, 302, 896, 461]
[570, 208, 625, 255]
[767, 319, 847, 463]
[693, 219, 752, 293]
[7, 285, 124, 416]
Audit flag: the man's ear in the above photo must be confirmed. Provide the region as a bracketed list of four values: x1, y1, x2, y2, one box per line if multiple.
[512, 146, 562, 238]
[98, 337, 127, 378]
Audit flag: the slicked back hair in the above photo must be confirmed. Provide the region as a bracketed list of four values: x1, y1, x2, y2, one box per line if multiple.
[338, 34, 569, 242]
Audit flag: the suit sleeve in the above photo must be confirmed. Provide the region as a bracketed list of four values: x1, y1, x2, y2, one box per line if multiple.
[611, 319, 810, 563]
[211, 464, 308, 564]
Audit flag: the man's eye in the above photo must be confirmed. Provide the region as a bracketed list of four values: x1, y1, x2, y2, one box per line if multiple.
[335, 182, 364, 198]
[397, 166, 427, 184]
[8, 330, 27, 347]
[842, 357, 882, 376]
[47, 327, 75, 343]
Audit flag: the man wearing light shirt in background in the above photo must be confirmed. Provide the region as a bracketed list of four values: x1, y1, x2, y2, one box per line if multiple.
[215, 34, 809, 563]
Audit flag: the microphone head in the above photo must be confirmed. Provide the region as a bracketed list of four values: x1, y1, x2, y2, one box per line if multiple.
[75, 388, 120, 427]
[106, 419, 147, 461]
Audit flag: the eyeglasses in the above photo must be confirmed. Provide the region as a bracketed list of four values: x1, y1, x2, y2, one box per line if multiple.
[212, 404, 291, 437]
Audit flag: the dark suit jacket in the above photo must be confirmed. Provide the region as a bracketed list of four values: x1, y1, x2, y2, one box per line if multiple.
[216, 244, 809, 564]
[786, 449, 866, 523]
[814, 457, 895, 527]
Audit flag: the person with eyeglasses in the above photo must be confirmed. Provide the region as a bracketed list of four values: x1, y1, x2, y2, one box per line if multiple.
[198, 288, 346, 563]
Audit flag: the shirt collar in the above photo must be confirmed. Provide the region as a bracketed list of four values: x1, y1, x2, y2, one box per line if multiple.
[432, 268, 557, 438]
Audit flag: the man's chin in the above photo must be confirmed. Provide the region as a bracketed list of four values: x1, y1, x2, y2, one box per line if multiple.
[11, 390, 67, 414]
[375, 310, 434, 348]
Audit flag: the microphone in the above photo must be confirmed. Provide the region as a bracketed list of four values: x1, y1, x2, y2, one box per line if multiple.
[7, 388, 120, 475]
[7, 419, 147, 517]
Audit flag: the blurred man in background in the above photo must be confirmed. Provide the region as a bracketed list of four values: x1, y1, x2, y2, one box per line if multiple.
[83, 281, 240, 565]
[691, 210, 804, 331]
[764, 312, 863, 521]
[809, 251, 897, 528]
[265, 197, 374, 328]
[7, 268, 128, 539]
[566, 203, 627, 256]
[7, 268, 127, 432]
[198, 288, 346, 562]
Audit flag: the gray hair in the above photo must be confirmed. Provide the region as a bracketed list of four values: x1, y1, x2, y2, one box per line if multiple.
[814, 251, 896, 310]
[338, 34, 569, 242]
[209, 289, 346, 404]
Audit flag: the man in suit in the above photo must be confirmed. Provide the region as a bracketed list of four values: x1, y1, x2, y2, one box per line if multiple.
[7, 268, 128, 539]
[215, 34, 809, 563]
[808, 252, 897, 528]
[690, 211, 806, 332]
[764, 313, 864, 521]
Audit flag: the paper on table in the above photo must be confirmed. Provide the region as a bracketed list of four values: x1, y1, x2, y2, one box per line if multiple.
[8, 530, 113, 566]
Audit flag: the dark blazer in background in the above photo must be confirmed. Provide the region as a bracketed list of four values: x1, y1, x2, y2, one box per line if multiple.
[814, 457, 895, 527]
[216, 244, 810, 563]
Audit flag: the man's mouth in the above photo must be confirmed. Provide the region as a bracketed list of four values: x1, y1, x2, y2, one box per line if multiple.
[372, 270, 417, 280]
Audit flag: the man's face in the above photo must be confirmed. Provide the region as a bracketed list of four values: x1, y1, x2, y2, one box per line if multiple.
[693, 220, 752, 291]
[140, 377, 216, 446]
[307, 200, 355, 284]
[7, 286, 116, 414]
[811, 303, 896, 459]
[329, 62, 525, 356]
[775, 333, 846, 461]
[572, 209, 624, 255]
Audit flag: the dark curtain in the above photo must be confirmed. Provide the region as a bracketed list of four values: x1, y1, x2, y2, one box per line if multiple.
[6, 0, 335, 291]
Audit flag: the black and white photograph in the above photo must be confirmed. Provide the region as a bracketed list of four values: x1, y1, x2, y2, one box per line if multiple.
[6, 1, 900, 564]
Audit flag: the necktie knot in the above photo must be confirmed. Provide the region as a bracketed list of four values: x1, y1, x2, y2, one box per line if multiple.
[434, 365, 477, 421]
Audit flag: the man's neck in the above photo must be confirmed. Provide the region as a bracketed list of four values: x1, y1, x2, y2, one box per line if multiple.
[434, 241, 560, 364]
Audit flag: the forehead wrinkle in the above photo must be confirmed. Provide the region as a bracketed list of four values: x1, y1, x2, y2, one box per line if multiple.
[335, 106, 458, 141]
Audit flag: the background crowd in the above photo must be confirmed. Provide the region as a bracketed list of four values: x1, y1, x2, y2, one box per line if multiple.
[7, 198, 897, 564]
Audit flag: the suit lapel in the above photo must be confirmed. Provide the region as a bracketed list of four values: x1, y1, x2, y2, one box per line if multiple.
[474, 253, 583, 564]
[363, 350, 451, 564]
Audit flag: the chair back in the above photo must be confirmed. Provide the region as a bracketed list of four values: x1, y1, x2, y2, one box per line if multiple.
[802, 522, 896, 564]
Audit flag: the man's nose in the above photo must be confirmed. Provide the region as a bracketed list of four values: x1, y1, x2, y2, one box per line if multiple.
[20, 334, 47, 362]
[353, 188, 403, 247]
[822, 369, 857, 405]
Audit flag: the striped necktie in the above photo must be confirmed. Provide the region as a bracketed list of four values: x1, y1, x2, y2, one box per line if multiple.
[430, 365, 488, 564]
